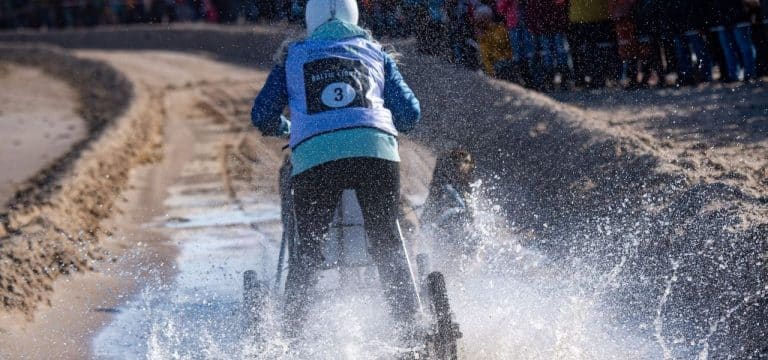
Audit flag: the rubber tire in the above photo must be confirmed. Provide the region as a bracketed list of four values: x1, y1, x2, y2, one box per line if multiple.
[427, 271, 460, 360]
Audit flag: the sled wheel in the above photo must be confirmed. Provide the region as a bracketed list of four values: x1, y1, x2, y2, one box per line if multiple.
[427, 271, 461, 360]
[243, 270, 269, 330]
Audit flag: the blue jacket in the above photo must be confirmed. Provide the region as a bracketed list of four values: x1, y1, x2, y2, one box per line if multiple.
[284, 37, 399, 148]
[251, 41, 420, 137]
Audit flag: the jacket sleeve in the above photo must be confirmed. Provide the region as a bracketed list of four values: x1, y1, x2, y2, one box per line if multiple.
[251, 64, 291, 137]
[382, 54, 421, 133]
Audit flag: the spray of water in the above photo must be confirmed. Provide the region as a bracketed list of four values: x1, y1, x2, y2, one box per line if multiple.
[422, 185, 661, 359]
[95, 180, 668, 359]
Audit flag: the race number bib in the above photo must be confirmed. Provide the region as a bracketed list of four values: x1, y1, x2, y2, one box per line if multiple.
[303, 58, 371, 115]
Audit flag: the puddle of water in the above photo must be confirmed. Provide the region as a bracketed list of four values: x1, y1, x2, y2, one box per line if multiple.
[164, 194, 231, 209]
[93, 197, 409, 359]
[92, 201, 282, 359]
[159, 205, 281, 229]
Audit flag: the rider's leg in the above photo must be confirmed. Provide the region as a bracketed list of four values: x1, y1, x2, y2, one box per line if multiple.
[285, 163, 344, 337]
[353, 158, 420, 327]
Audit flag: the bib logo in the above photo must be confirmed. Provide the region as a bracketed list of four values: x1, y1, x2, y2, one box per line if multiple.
[304, 58, 371, 114]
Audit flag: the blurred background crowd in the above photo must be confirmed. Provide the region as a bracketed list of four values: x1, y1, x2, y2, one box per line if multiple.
[0, 0, 278, 27]
[413, 0, 768, 90]
[2, 0, 767, 91]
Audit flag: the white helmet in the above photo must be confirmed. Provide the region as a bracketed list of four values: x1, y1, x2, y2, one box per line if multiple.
[305, 0, 359, 36]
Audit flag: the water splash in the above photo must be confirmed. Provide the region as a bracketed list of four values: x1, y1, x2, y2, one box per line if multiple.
[653, 259, 680, 360]
[95, 182, 669, 359]
[422, 188, 661, 359]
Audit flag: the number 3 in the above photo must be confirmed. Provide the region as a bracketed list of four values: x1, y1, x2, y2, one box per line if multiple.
[320, 82, 355, 108]
[334, 87, 343, 101]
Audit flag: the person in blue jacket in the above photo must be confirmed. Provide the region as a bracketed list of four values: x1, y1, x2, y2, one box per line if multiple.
[250, 0, 422, 339]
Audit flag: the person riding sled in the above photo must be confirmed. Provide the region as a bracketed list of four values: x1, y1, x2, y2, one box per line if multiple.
[249, 0, 422, 342]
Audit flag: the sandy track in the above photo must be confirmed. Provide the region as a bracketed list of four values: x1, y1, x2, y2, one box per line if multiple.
[0, 51, 264, 358]
[0, 63, 86, 205]
[0, 45, 139, 323]
[0, 45, 133, 220]
[552, 82, 768, 200]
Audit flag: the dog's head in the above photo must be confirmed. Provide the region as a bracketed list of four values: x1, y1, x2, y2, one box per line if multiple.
[433, 148, 476, 188]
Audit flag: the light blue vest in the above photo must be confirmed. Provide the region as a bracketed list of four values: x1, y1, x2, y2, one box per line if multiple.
[285, 37, 397, 148]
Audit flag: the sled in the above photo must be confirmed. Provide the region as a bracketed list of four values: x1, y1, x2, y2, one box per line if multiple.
[243, 189, 462, 359]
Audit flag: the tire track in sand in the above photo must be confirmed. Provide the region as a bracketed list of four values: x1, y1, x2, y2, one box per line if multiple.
[0, 51, 277, 359]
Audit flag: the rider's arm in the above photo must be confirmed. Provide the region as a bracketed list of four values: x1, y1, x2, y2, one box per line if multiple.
[251, 64, 291, 137]
[382, 54, 421, 133]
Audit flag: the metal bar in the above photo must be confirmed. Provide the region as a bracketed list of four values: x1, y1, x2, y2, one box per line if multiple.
[274, 227, 288, 292]
[396, 219, 425, 316]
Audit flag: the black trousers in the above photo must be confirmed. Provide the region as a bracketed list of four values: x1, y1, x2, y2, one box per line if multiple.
[284, 157, 418, 335]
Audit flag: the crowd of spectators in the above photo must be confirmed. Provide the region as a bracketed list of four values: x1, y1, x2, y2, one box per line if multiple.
[413, 0, 768, 90]
[2, 0, 768, 91]
[0, 0, 416, 34]
[0, 0, 292, 28]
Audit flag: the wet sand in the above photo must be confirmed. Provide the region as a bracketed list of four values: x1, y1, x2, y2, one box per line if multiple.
[0, 50, 267, 359]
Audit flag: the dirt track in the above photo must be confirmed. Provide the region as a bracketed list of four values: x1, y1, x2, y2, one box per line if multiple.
[0, 50, 267, 358]
[0, 63, 85, 205]
[0, 25, 765, 358]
